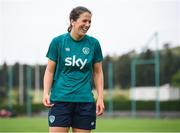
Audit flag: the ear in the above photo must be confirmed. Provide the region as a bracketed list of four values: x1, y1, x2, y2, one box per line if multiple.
[71, 19, 75, 26]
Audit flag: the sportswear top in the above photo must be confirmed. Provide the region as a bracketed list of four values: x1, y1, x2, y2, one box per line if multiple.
[46, 33, 103, 102]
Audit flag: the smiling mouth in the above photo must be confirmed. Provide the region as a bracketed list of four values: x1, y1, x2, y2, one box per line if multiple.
[81, 27, 89, 33]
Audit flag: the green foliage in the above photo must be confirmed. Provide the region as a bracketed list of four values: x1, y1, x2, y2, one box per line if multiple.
[0, 103, 47, 115]
[1, 98, 180, 115]
[171, 70, 180, 87]
[104, 97, 180, 111]
[103, 46, 180, 88]
[160, 47, 177, 84]
[0, 46, 180, 94]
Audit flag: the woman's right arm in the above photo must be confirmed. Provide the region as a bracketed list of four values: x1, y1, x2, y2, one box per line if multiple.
[43, 59, 56, 107]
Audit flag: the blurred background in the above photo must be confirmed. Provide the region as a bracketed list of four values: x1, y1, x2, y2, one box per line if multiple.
[0, 0, 180, 132]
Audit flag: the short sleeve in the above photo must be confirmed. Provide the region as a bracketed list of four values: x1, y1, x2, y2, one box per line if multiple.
[93, 40, 103, 64]
[46, 38, 58, 62]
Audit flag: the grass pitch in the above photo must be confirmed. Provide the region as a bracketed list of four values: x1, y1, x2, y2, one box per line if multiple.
[0, 117, 180, 132]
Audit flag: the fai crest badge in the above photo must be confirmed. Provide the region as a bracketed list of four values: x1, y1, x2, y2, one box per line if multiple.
[82, 47, 90, 55]
[49, 115, 55, 123]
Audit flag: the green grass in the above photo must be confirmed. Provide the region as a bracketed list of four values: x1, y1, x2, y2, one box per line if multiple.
[0, 117, 180, 132]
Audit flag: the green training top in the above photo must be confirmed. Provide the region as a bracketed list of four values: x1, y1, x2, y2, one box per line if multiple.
[46, 33, 103, 102]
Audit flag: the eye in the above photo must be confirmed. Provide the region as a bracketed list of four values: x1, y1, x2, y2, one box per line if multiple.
[83, 20, 91, 24]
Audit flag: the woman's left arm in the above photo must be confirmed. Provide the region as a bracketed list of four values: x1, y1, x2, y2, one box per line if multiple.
[93, 62, 105, 116]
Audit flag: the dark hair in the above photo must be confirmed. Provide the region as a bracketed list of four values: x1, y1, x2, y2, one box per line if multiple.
[67, 6, 92, 32]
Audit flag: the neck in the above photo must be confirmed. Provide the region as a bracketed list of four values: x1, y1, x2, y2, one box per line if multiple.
[70, 30, 84, 41]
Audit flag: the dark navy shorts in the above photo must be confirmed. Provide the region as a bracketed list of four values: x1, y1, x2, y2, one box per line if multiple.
[48, 102, 96, 130]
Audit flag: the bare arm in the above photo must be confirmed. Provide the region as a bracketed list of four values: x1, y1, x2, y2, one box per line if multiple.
[43, 59, 56, 107]
[93, 62, 105, 116]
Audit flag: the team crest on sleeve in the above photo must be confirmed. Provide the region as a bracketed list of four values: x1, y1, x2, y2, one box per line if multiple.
[82, 47, 90, 55]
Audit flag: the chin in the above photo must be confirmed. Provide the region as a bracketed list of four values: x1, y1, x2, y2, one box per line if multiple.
[79, 32, 86, 37]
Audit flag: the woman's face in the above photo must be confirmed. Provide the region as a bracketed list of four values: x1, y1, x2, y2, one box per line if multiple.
[71, 12, 92, 39]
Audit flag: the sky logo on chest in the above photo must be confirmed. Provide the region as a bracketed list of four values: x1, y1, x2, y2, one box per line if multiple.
[65, 55, 87, 70]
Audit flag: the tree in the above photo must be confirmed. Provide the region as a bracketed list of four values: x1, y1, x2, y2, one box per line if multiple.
[171, 70, 180, 88]
[102, 55, 111, 89]
[114, 54, 131, 88]
[160, 45, 180, 85]
[136, 49, 155, 86]
[13, 62, 20, 88]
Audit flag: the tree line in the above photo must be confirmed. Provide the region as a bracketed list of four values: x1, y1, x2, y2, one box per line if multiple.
[0, 44, 180, 92]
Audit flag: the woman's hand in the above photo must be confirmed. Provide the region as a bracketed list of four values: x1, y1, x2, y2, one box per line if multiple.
[42, 94, 54, 107]
[96, 97, 105, 116]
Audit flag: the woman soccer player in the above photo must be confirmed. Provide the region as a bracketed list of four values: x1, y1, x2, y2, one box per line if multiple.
[43, 6, 104, 133]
